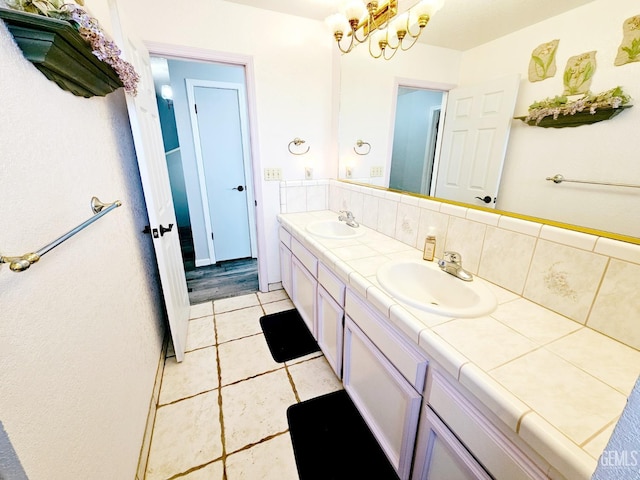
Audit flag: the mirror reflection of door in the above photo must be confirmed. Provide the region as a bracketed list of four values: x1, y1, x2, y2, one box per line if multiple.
[389, 87, 445, 196]
[187, 81, 254, 263]
[434, 74, 520, 207]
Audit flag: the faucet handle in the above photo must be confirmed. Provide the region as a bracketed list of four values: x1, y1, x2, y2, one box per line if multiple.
[443, 251, 461, 263]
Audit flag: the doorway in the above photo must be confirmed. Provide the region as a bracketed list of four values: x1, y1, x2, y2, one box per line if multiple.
[150, 55, 260, 303]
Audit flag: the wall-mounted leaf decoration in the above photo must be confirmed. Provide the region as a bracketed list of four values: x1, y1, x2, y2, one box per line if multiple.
[528, 39, 559, 82]
[615, 15, 640, 66]
[563, 51, 596, 96]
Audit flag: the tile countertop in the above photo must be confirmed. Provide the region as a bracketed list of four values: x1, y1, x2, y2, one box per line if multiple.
[277, 210, 640, 480]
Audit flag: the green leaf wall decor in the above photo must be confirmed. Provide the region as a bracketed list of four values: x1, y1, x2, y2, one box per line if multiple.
[528, 39, 559, 82]
[563, 51, 597, 96]
[614, 15, 640, 66]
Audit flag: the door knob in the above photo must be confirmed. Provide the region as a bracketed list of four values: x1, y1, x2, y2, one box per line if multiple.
[232, 185, 245, 192]
[475, 195, 493, 204]
[159, 223, 174, 236]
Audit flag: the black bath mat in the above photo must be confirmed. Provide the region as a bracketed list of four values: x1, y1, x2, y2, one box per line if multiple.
[287, 390, 399, 480]
[259, 309, 319, 363]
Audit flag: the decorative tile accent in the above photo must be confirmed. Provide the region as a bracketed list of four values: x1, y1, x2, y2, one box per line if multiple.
[394, 203, 420, 247]
[587, 259, 640, 351]
[478, 227, 536, 294]
[523, 240, 607, 324]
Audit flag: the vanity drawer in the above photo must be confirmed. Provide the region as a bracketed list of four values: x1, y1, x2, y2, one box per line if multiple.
[427, 369, 548, 480]
[278, 226, 291, 248]
[318, 262, 345, 305]
[291, 237, 317, 278]
[345, 289, 427, 392]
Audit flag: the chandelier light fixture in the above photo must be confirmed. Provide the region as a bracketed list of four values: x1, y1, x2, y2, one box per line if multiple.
[326, 0, 444, 60]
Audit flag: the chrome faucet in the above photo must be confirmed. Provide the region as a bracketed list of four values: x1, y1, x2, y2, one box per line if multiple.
[438, 251, 473, 281]
[338, 210, 359, 228]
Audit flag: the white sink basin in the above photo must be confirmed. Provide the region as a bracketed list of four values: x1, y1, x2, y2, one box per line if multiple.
[306, 220, 365, 239]
[376, 259, 497, 318]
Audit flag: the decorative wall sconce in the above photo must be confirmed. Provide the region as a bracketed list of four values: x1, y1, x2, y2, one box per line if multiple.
[288, 137, 310, 155]
[354, 139, 371, 155]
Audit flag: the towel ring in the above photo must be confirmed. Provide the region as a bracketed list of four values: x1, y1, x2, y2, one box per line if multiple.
[288, 137, 310, 155]
[353, 139, 371, 156]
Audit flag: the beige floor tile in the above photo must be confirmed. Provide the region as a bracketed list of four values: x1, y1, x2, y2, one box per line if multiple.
[214, 293, 260, 314]
[180, 461, 224, 479]
[159, 346, 218, 405]
[145, 390, 222, 480]
[257, 289, 289, 304]
[215, 306, 265, 344]
[490, 348, 627, 445]
[288, 356, 343, 402]
[284, 350, 323, 366]
[190, 302, 213, 319]
[262, 298, 295, 315]
[218, 334, 281, 386]
[221, 369, 297, 453]
[432, 317, 537, 370]
[226, 434, 299, 480]
[186, 316, 215, 352]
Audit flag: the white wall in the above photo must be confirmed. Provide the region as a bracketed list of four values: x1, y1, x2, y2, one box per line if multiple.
[117, 0, 339, 286]
[460, 0, 640, 237]
[0, 4, 166, 479]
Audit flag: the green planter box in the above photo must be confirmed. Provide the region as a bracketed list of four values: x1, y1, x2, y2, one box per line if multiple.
[515, 105, 632, 128]
[0, 7, 123, 98]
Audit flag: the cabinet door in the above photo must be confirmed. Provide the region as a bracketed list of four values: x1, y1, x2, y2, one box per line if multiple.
[412, 407, 492, 480]
[279, 242, 292, 297]
[343, 316, 422, 480]
[317, 285, 344, 378]
[291, 255, 317, 337]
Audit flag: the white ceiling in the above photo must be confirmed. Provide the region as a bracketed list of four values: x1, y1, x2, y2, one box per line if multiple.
[221, 0, 596, 51]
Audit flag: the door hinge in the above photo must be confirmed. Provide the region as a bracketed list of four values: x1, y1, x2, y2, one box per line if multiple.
[211, 232, 214, 240]
[254, 200, 257, 207]
[194, 103, 198, 114]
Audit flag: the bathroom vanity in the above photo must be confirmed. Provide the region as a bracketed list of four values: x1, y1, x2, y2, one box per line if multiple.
[277, 197, 639, 480]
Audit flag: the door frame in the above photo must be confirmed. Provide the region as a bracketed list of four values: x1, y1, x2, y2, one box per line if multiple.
[185, 79, 257, 265]
[146, 41, 268, 293]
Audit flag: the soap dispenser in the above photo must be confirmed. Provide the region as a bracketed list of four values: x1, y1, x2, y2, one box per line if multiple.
[423, 231, 436, 261]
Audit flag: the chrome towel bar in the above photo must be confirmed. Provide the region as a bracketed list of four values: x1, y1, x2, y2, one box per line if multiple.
[546, 174, 640, 189]
[0, 197, 122, 272]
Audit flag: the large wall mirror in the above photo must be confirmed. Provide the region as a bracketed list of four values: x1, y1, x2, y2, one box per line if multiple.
[336, 0, 640, 241]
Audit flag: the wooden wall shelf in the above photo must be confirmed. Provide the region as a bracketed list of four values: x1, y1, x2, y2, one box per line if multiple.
[0, 7, 122, 98]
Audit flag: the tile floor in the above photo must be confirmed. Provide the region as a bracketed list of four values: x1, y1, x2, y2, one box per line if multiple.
[144, 289, 344, 480]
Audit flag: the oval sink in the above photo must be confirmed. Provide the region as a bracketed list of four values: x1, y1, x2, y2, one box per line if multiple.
[306, 220, 365, 239]
[376, 259, 497, 318]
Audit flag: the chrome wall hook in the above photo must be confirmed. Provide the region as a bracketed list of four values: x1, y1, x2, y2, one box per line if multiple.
[91, 196, 121, 213]
[353, 139, 371, 155]
[288, 137, 310, 155]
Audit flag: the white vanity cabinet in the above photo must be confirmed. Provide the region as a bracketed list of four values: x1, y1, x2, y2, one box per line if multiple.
[290, 251, 317, 336]
[413, 368, 549, 480]
[343, 289, 428, 480]
[316, 263, 345, 378]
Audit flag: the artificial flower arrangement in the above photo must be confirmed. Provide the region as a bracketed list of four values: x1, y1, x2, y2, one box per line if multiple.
[524, 86, 631, 125]
[6, 0, 139, 95]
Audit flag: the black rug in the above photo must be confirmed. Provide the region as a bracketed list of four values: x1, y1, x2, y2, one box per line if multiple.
[287, 390, 399, 480]
[259, 309, 320, 363]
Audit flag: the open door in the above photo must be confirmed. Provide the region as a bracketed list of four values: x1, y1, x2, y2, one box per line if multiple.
[108, 1, 190, 361]
[435, 74, 520, 207]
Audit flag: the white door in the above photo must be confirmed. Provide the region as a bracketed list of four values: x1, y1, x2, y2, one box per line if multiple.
[109, 1, 190, 362]
[434, 74, 520, 207]
[186, 81, 255, 263]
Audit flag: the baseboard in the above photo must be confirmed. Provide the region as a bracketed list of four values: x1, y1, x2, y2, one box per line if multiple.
[195, 258, 212, 267]
[135, 334, 169, 480]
